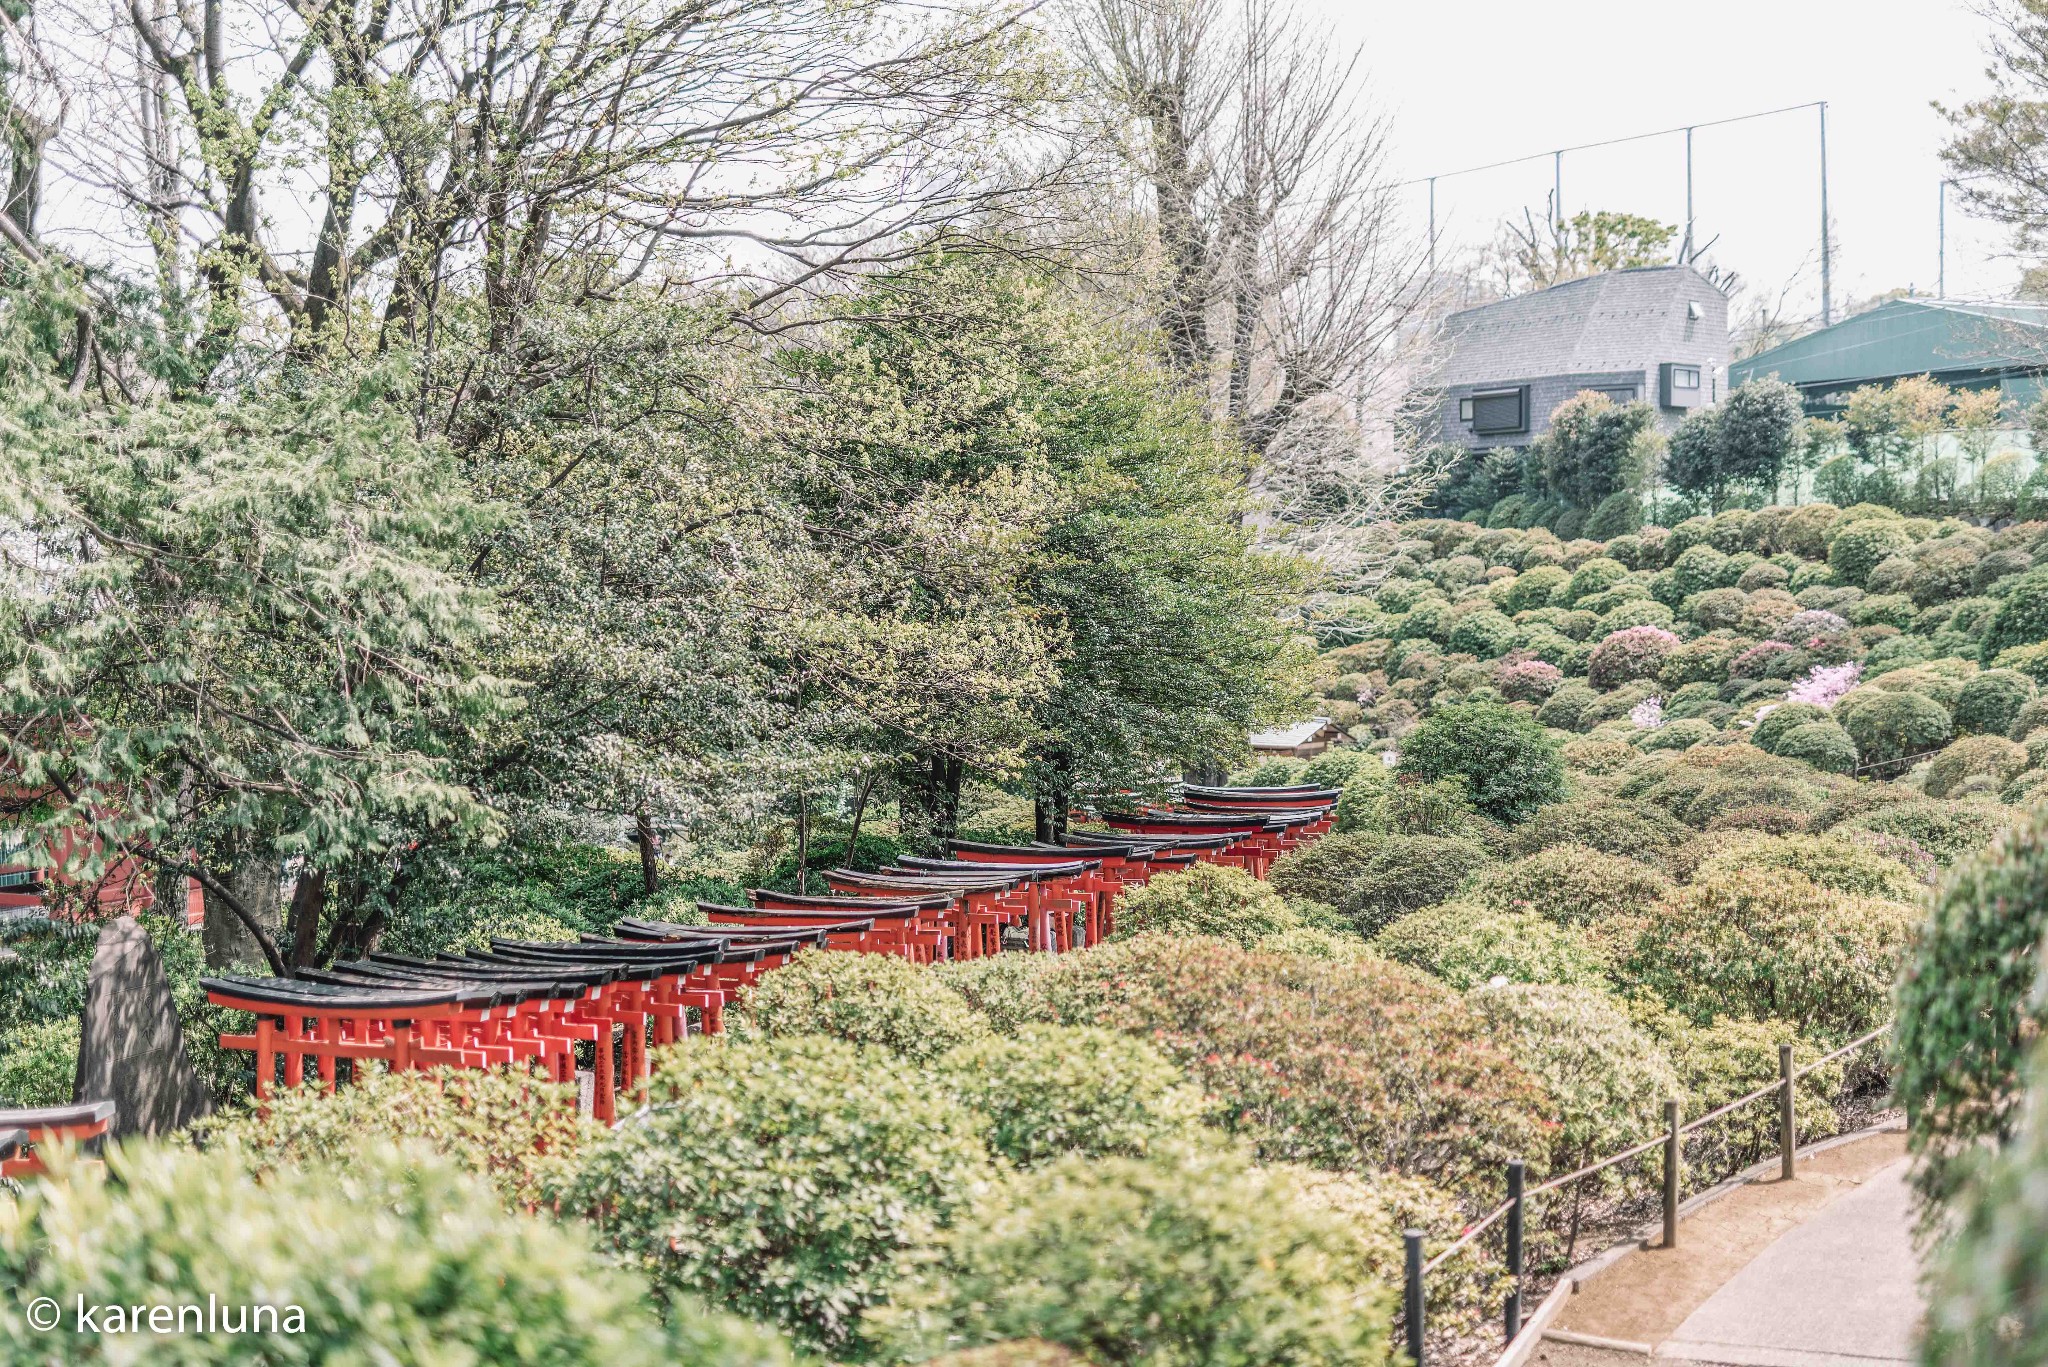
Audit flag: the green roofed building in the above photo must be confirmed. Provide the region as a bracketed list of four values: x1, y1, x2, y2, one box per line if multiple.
[1731, 297, 2048, 418]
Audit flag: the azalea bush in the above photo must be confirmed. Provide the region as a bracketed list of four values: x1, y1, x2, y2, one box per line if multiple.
[734, 946, 988, 1061]
[931, 1025, 1210, 1166]
[1374, 901, 1610, 989]
[879, 1144, 1392, 1367]
[1469, 843, 1672, 926]
[1395, 701, 1566, 822]
[559, 1036, 988, 1357]
[1111, 862, 1301, 948]
[0, 1143, 795, 1367]
[1019, 934, 1547, 1193]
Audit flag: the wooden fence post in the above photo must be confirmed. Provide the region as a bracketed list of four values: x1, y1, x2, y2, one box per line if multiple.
[1404, 1228, 1425, 1366]
[1780, 1043, 1797, 1181]
[1663, 1098, 1681, 1250]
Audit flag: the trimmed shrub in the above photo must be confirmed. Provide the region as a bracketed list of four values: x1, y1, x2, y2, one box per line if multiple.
[1685, 587, 1750, 632]
[736, 947, 988, 1061]
[1507, 798, 1690, 866]
[1982, 568, 2048, 662]
[1589, 626, 1681, 690]
[1563, 556, 1630, 606]
[1669, 1020, 1843, 1178]
[933, 953, 1059, 1035]
[1851, 593, 1919, 630]
[0, 1142, 791, 1367]
[1926, 734, 2031, 799]
[1584, 490, 1644, 539]
[1537, 682, 1600, 730]
[1828, 518, 1916, 588]
[1956, 668, 2038, 736]
[201, 1067, 590, 1211]
[1634, 718, 1716, 752]
[0, 1016, 79, 1107]
[561, 1036, 988, 1356]
[1022, 934, 1546, 1190]
[1374, 902, 1610, 989]
[1111, 862, 1300, 949]
[1751, 701, 1829, 753]
[1687, 832, 1927, 902]
[879, 1144, 1391, 1367]
[1396, 701, 1566, 823]
[1625, 868, 1917, 1041]
[1466, 985, 1682, 1259]
[1471, 843, 1673, 926]
[1894, 806, 2048, 1209]
[1837, 687, 1953, 768]
[1447, 608, 1518, 658]
[1840, 798, 2020, 864]
[1669, 544, 1735, 599]
[1271, 831, 1492, 935]
[1496, 656, 1564, 702]
[1775, 720, 1860, 774]
[1596, 598, 1678, 631]
[932, 1025, 1208, 1167]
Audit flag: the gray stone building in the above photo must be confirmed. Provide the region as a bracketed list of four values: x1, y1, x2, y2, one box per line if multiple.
[1437, 266, 1731, 450]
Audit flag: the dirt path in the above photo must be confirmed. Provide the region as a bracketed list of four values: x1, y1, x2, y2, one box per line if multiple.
[1535, 1128, 1912, 1364]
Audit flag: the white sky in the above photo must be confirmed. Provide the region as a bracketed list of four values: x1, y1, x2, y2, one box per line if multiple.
[1313, 0, 2006, 314]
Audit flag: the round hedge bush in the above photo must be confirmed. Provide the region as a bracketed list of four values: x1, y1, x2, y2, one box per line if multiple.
[1624, 868, 1917, 1042]
[1021, 934, 1546, 1191]
[1374, 901, 1610, 989]
[1751, 701, 1830, 753]
[1507, 798, 1691, 866]
[1470, 843, 1674, 926]
[932, 1024, 1209, 1167]
[1955, 667, 2038, 736]
[1589, 626, 1681, 690]
[1925, 734, 2031, 799]
[1496, 656, 1564, 702]
[736, 946, 988, 1061]
[1828, 517, 1916, 588]
[879, 1144, 1391, 1367]
[1110, 862, 1300, 949]
[1270, 830, 1493, 935]
[1837, 687, 1953, 768]
[1981, 568, 2048, 662]
[1395, 701, 1566, 823]
[562, 1036, 988, 1356]
[1686, 831, 1926, 902]
[1668, 1019, 1844, 1179]
[0, 1143, 795, 1367]
[1466, 985, 1682, 1256]
[1839, 798, 2019, 864]
[931, 952, 1058, 1034]
[1537, 682, 1601, 730]
[1894, 805, 2048, 1208]
[1774, 720, 1860, 774]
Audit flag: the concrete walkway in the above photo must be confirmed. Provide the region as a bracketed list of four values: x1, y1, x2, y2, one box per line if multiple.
[1537, 1131, 1923, 1367]
[1655, 1158, 1922, 1367]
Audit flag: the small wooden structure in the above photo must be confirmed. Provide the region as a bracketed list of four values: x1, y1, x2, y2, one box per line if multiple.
[1248, 717, 1348, 759]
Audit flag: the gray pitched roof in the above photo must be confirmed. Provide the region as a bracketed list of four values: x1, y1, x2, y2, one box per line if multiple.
[1441, 266, 1720, 386]
[1730, 297, 2048, 390]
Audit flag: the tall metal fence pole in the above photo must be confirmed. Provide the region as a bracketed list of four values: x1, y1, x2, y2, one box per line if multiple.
[1663, 1099, 1682, 1249]
[1504, 1159, 1525, 1343]
[1779, 1043, 1797, 1181]
[1404, 1229, 1426, 1366]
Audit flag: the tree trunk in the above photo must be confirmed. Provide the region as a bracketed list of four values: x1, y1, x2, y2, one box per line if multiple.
[284, 868, 325, 970]
[635, 803, 660, 897]
[203, 852, 282, 971]
[845, 771, 877, 868]
[900, 754, 965, 855]
[794, 790, 810, 895]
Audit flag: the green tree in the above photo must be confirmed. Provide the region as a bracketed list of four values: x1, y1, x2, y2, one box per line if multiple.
[1537, 391, 1655, 511]
[1716, 378, 1807, 500]
[1397, 702, 1565, 824]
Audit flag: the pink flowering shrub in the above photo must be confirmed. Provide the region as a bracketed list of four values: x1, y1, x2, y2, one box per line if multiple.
[1587, 626, 1680, 690]
[1495, 656, 1564, 703]
[1785, 662, 1862, 709]
[1630, 695, 1665, 730]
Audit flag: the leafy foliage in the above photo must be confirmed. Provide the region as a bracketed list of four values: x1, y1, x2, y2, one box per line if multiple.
[1395, 701, 1565, 822]
[880, 1143, 1391, 1367]
[1374, 902, 1610, 989]
[559, 1036, 988, 1357]
[1111, 863, 1301, 949]
[735, 947, 989, 1062]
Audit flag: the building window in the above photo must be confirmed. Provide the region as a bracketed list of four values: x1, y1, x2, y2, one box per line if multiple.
[1468, 387, 1528, 435]
[1458, 397, 1474, 421]
[1672, 365, 1700, 390]
[1594, 386, 1637, 404]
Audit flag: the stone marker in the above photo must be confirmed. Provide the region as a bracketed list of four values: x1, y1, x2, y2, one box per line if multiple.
[73, 916, 211, 1136]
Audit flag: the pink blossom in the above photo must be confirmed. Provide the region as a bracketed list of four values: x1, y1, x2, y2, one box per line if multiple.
[1630, 695, 1665, 730]
[1784, 662, 1861, 709]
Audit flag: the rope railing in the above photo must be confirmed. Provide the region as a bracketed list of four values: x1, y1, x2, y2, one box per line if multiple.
[1401, 1021, 1894, 1365]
